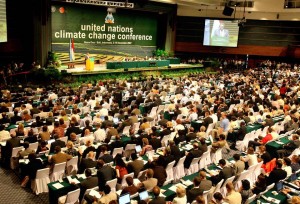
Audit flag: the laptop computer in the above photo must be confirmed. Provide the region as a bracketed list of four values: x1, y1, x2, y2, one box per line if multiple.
[139, 190, 149, 201]
[119, 193, 131, 204]
[276, 181, 284, 191]
[135, 145, 142, 153]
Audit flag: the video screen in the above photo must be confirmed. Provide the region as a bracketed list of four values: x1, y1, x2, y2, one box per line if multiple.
[203, 19, 239, 47]
[0, 0, 7, 42]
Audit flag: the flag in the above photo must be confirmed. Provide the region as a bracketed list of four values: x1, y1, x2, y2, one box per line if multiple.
[69, 38, 75, 62]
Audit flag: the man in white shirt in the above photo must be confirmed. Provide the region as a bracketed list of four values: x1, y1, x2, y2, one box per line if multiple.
[94, 123, 106, 142]
[0, 125, 10, 142]
[99, 106, 109, 117]
[87, 96, 96, 110]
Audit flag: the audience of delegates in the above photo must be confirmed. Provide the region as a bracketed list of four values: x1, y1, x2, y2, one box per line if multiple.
[0, 65, 300, 204]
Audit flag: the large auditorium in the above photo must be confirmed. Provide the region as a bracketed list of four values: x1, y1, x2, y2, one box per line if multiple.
[0, 0, 300, 203]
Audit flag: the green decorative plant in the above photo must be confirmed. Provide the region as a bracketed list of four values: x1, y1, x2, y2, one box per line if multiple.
[152, 48, 169, 58]
[46, 51, 61, 68]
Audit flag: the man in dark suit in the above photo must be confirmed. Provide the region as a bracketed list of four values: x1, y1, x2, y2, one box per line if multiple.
[109, 135, 123, 150]
[10, 110, 22, 124]
[266, 160, 287, 185]
[199, 171, 212, 192]
[169, 140, 182, 165]
[186, 127, 197, 142]
[202, 111, 213, 129]
[184, 143, 203, 169]
[158, 124, 170, 140]
[210, 159, 234, 185]
[97, 159, 116, 191]
[187, 176, 203, 203]
[49, 134, 66, 153]
[277, 134, 300, 158]
[149, 186, 166, 204]
[65, 122, 81, 140]
[157, 147, 175, 169]
[263, 115, 274, 127]
[121, 176, 138, 195]
[127, 153, 144, 177]
[97, 145, 113, 163]
[4, 133, 21, 167]
[76, 168, 98, 202]
[78, 151, 97, 174]
[149, 134, 161, 150]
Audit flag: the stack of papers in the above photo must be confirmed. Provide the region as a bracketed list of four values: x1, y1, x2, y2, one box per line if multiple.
[181, 179, 193, 186]
[19, 159, 29, 164]
[169, 183, 187, 192]
[52, 182, 64, 189]
[89, 189, 101, 199]
[77, 174, 87, 179]
[67, 176, 80, 184]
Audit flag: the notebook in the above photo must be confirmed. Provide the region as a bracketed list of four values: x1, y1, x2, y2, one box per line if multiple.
[119, 193, 131, 204]
[139, 190, 149, 201]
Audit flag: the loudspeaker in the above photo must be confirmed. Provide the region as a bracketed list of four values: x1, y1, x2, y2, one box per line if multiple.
[223, 6, 234, 16]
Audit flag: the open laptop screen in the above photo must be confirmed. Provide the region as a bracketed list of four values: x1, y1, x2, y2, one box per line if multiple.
[119, 193, 130, 204]
[139, 190, 149, 201]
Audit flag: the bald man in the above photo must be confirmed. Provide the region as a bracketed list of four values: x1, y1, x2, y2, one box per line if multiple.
[149, 186, 166, 204]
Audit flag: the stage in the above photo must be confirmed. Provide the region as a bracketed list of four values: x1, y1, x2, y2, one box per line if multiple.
[60, 63, 203, 76]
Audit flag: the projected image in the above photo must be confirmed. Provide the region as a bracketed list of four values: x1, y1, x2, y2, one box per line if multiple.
[0, 0, 7, 42]
[203, 19, 239, 47]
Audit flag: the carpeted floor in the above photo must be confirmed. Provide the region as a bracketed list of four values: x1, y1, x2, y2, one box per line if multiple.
[0, 167, 49, 204]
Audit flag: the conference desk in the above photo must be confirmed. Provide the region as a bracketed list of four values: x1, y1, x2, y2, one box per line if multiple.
[266, 136, 290, 158]
[106, 60, 170, 69]
[250, 189, 287, 204]
[47, 138, 212, 203]
[245, 115, 284, 133]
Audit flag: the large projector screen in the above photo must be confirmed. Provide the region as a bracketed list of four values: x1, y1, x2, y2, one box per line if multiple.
[203, 19, 239, 47]
[0, 0, 7, 42]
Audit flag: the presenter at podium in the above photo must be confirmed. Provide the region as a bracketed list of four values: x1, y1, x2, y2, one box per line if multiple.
[84, 53, 90, 64]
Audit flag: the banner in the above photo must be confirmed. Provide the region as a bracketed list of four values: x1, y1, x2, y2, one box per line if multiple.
[51, 4, 157, 46]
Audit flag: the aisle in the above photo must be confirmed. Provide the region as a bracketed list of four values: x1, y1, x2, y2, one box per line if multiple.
[0, 167, 48, 204]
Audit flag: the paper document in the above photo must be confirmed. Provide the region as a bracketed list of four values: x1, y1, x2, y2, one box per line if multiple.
[19, 159, 29, 164]
[181, 179, 193, 186]
[67, 176, 80, 184]
[169, 183, 187, 192]
[52, 182, 64, 189]
[77, 174, 87, 179]
[133, 178, 141, 186]
[89, 189, 101, 199]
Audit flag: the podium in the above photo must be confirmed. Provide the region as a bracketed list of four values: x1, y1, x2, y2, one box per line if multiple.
[86, 57, 94, 71]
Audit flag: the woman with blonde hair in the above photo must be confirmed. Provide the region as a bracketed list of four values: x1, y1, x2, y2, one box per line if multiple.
[197, 126, 206, 138]
[172, 185, 187, 204]
[65, 141, 78, 157]
[139, 138, 153, 156]
[15, 123, 27, 137]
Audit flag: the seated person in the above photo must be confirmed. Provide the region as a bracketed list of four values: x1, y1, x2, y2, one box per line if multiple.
[139, 169, 158, 191]
[18, 142, 35, 158]
[252, 173, 267, 195]
[149, 186, 166, 204]
[248, 127, 273, 149]
[20, 153, 43, 187]
[121, 176, 138, 195]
